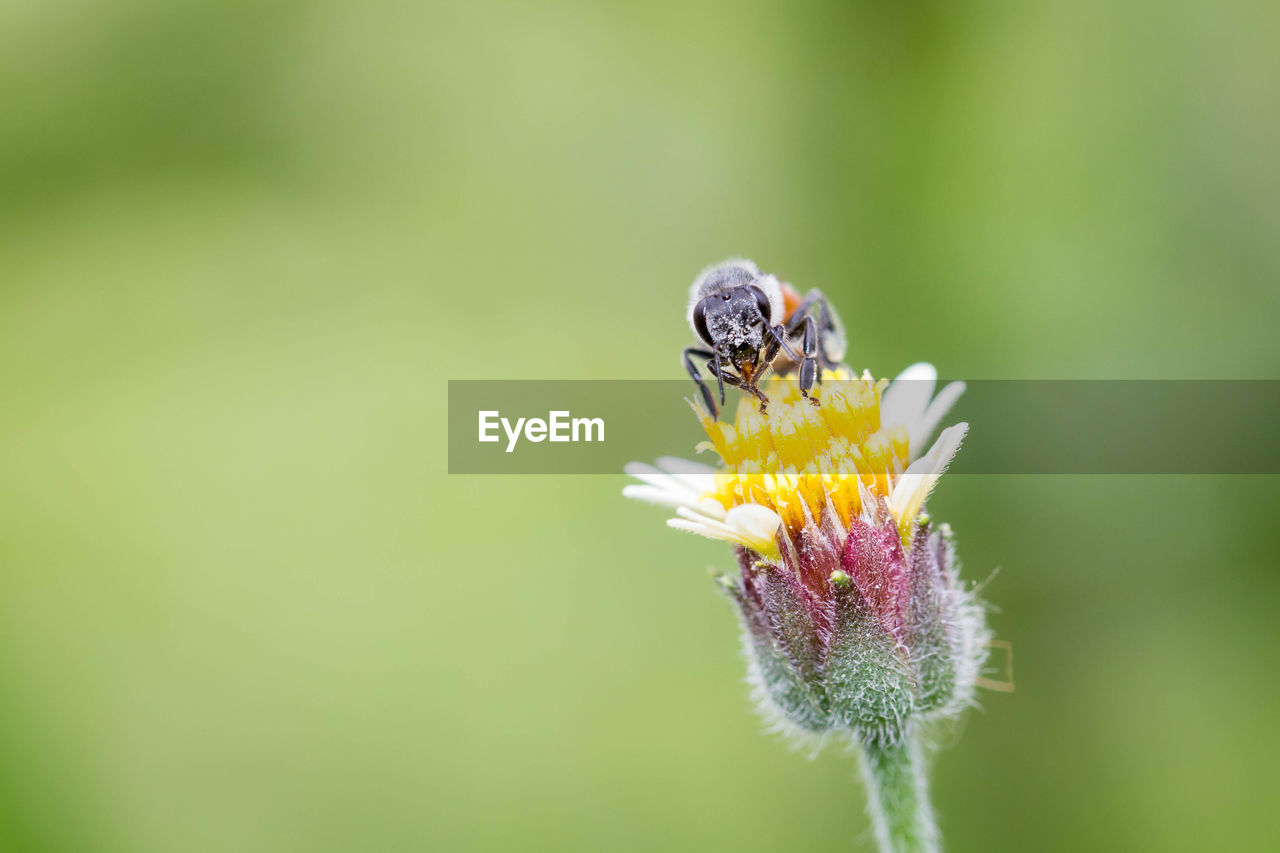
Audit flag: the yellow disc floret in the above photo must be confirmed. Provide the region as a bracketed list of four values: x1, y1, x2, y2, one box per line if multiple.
[696, 370, 912, 536]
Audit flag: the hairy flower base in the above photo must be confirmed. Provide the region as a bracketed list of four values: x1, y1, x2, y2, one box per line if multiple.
[725, 502, 989, 746]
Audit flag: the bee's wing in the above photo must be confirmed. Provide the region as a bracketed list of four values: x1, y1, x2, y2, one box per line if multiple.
[821, 298, 847, 364]
[782, 285, 847, 366]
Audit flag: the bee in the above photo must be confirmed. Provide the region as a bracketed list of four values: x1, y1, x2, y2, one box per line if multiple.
[683, 259, 846, 416]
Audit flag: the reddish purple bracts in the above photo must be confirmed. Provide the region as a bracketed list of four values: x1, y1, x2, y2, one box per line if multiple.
[724, 503, 989, 746]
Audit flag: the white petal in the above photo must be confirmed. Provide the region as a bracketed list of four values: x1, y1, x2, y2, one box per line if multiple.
[657, 465, 718, 495]
[623, 461, 668, 481]
[889, 422, 968, 526]
[667, 517, 730, 540]
[667, 502, 782, 557]
[881, 362, 938, 436]
[911, 380, 966, 452]
[622, 484, 702, 510]
[655, 456, 716, 477]
[726, 503, 783, 537]
[623, 462, 701, 497]
[693, 497, 729, 520]
[673, 504, 725, 525]
[668, 514, 740, 540]
[666, 522, 776, 557]
[919, 422, 968, 477]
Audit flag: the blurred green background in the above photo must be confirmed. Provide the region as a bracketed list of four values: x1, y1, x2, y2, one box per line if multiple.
[2, 1, 1277, 851]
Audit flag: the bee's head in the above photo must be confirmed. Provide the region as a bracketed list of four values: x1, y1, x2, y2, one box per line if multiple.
[691, 285, 770, 363]
[688, 261, 777, 365]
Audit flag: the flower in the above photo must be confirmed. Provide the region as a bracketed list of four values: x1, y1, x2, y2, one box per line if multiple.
[623, 363, 990, 746]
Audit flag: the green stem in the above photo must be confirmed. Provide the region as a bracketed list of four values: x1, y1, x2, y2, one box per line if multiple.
[857, 728, 938, 853]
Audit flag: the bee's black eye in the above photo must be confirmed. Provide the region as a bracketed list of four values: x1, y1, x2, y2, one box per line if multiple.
[693, 299, 712, 344]
[748, 285, 772, 323]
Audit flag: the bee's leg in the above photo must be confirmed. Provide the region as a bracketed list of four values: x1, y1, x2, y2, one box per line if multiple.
[720, 371, 771, 414]
[752, 383, 771, 413]
[766, 324, 801, 361]
[711, 350, 726, 408]
[752, 330, 784, 391]
[797, 315, 820, 407]
[762, 331, 780, 364]
[682, 346, 719, 416]
[786, 290, 841, 370]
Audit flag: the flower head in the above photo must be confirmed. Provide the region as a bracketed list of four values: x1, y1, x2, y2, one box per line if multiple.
[625, 363, 990, 746]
